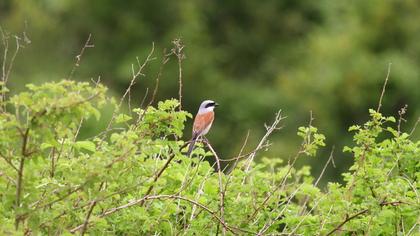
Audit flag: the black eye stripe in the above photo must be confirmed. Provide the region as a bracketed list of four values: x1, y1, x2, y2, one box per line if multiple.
[205, 102, 215, 108]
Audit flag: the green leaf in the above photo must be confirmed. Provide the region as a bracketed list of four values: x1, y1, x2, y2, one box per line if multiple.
[115, 114, 132, 123]
[40, 143, 54, 150]
[74, 141, 96, 152]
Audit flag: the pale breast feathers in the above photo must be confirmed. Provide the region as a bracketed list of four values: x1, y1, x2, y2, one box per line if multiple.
[193, 111, 214, 134]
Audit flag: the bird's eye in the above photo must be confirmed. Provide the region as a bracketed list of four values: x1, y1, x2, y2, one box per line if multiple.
[205, 102, 215, 108]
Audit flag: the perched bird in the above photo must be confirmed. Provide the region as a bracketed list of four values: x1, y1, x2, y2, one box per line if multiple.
[187, 100, 218, 156]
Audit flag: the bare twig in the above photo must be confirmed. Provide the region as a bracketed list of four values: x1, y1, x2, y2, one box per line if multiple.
[0, 150, 18, 171]
[30, 185, 85, 211]
[409, 117, 420, 136]
[148, 48, 171, 106]
[225, 130, 250, 174]
[397, 105, 408, 135]
[172, 39, 185, 111]
[1, 28, 26, 111]
[77, 200, 97, 235]
[244, 110, 284, 172]
[205, 141, 227, 236]
[245, 112, 312, 223]
[256, 183, 305, 235]
[289, 195, 325, 234]
[68, 34, 94, 80]
[318, 206, 334, 235]
[377, 63, 392, 113]
[299, 147, 335, 216]
[103, 43, 155, 135]
[325, 200, 409, 236]
[314, 146, 335, 187]
[184, 165, 215, 233]
[139, 142, 189, 207]
[326, 209, 369, 236]
[220, 141, 270, 163]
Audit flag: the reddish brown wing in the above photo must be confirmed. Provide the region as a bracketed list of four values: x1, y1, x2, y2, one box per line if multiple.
[193, 111, 214, 134]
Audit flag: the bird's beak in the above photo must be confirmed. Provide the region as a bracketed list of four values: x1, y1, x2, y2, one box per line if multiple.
[215, 103, 219, 107]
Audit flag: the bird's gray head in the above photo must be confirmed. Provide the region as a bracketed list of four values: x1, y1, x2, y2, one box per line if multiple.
[198, 100, 218, 114]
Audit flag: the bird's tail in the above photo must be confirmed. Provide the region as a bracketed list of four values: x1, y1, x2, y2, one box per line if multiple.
[186, 134, 198, 157]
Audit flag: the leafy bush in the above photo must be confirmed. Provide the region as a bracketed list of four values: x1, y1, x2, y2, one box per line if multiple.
[0, 80, 418, 235]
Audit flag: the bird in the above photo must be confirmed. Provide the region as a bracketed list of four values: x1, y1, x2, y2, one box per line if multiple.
[187, 100, 218, 156]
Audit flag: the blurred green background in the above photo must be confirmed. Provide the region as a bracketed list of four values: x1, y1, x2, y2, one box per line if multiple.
[1, 0, 419, 185]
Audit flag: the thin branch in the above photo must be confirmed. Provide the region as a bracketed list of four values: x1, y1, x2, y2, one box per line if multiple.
[220, 141, 270, 163]
[225, 130, 250, 174]
[377, 63, 392, 113]
[0, 150, 18, 171]
[299, 147, 335, 216]
[409, 117, 420, 136]
[68, 34, 94, 80]
[172, 39, 185, 111]
[314, 146, 335, 187]
[77, 200, 97, 235]
[103, 43, 155, 134]
[29, 184, 86, 211]
[139, 142, 189, 207]
[205, 141, 227, 236]
[397, 105, 407, 135]
[1, 28, 25, 111]
[326, 209, 369, 236]
[325, 200, 409, 236]
[148, 48, 170, 107]
[184, 164, 215, 233]
[256, 183, 305, 235]
[244, 112, 312, 223]
[244, 110, 284, 172]
[15, 127, 30, 229]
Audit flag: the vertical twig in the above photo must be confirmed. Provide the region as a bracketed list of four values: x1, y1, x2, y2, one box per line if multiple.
[68, 34, 94, 80]
[299, 147, 335, 215]
[397, 105, 407, 135]
[15, 127, 30, 229]
[377, 63, 392, 113]
[1, 28, 25, 111]
[205, 141, 227, 236]
[172, 39, 185, 111]
[148, 48, 171, 107]
[244, 110, 284, 172]
[104, 43, 155, 134]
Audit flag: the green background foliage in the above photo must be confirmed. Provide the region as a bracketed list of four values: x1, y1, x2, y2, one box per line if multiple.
[1, 0, 419, 200]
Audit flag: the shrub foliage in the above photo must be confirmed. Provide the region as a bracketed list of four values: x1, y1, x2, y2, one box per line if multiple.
[0, 81, 419, 235]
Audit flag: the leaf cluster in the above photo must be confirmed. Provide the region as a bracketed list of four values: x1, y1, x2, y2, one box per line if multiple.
[0, 81, 418, 235]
